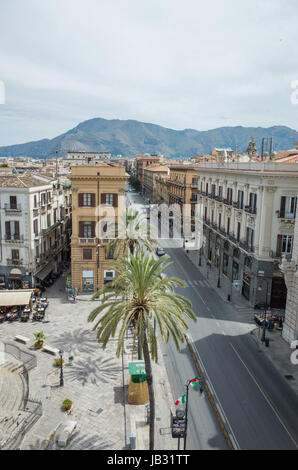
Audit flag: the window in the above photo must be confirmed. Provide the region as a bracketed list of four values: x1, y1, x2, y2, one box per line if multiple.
[10, 196, 17, 209]
[237, 222, 241, 241]
[104, 270, 115, 284]
[106, 248, 114, 259]
[227, 217, 230, 235]
[249, 193, 257, 213]
[280, 196, 297, 219]
[34, 195, 37, 208]
[78, 193, 95, 207]
[277, 235, 293, 257]
[237, 190, 244, 209]
[33, 219, 38, 236]
[246, 228, 254, 250]
[281, 235, 293, 255]
[12, 249, 19, 260]
[83, 248, 92, 260]
[227, 188, 233, 204]
[218, 213, 221, 230]
[7, 221, 20, 240]
[218, 186, 223, 200]
[79, 221, 95, 238]
[101, 193, 118, 207]
[36, 245, 39, 257]
[47, 214, 51, 228]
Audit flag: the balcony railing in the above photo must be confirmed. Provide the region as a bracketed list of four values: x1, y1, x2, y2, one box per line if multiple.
[4, 234, 24, 242]
[278, 213, 295, 220]
[244, 206, 257, 215]
[4, 204, 22, 213]
[7, 258, 23, 266]
[79, 237, 96, 245]
[239, 241, 255, 253]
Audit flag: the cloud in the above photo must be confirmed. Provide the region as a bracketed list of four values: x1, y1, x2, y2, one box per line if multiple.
[0, 0, 298, 145]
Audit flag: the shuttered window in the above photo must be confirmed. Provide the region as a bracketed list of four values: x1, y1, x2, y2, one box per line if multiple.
[78, 194, 95, 207]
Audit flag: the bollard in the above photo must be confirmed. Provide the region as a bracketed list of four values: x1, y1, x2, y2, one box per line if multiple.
[129, 432, 136, 450]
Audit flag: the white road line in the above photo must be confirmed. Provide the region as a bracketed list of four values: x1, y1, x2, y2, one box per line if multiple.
[197, 292, 206, 305]
[230, 342, 298, 448]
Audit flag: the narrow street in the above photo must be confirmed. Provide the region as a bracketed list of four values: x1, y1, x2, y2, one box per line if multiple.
[127, 186, 298, 450]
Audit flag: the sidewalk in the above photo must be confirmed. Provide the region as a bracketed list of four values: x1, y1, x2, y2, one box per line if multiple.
[184, 248, 298, 395]
[124, 331, 177, 450]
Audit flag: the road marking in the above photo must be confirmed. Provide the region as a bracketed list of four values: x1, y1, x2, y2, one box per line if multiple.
[230, 342, 298, 448]
[188, 333, 240, 450]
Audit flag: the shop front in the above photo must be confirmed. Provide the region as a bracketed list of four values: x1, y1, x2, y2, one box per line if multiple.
[82, 270, 94, 292]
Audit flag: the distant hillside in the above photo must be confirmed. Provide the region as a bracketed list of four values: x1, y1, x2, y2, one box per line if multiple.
[0, 117, 297, 158]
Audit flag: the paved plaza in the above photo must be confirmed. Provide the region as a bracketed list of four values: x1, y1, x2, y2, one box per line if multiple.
[0, 273, 177, 450]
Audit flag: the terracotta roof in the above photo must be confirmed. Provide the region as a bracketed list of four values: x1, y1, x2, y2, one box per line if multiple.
[145, 165, 169, 172]
[0, 175, 53, 188]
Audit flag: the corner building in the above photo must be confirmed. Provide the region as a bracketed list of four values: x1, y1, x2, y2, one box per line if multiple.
[71, 164, 128, 293]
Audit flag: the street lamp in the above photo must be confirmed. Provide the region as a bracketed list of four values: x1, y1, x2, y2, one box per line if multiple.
[217, 245, 221, 288]
[59, 349, 64, 387]
[256, 279, 270, 345]
[183, 376, 202, 450]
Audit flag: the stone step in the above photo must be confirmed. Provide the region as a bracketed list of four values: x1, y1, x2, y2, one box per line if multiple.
[0, 411, 31, 449]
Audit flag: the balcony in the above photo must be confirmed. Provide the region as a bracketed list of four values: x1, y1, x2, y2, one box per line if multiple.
[239, 241, 255, 253]
[7, 258, 23, 266]
[190, 196, 198, 203]
[4, 203, 22, 214]
[79, 237, 96, 245]
[244, 206, 257, 215]
[278, 213, 295, 220]
[223, 199, 232, 206]
[4, 234, 24, 243]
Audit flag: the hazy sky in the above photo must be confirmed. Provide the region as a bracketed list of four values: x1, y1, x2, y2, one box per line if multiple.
[0, 0, 298, 145]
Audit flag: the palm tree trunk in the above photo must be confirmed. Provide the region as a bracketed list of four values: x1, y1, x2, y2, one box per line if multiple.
[143, 332, 155, 450]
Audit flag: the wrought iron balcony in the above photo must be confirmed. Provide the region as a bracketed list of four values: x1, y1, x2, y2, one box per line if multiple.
[4, 203, 22, 213]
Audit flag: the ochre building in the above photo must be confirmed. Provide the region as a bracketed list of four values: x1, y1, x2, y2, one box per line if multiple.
[71, 164, 128, 293]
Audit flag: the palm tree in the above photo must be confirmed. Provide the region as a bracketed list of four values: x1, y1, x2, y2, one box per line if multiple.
[88, 252, 197, 450]
[104, 207, 157, 258]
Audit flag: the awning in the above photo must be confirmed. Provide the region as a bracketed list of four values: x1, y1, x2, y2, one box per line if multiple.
[8, 268, 22, 279]
[35, 262, 55, 281]
[0, 290, 32, 307]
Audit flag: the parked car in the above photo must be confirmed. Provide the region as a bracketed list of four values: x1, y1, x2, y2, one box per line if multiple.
[156, 247, 166, 257]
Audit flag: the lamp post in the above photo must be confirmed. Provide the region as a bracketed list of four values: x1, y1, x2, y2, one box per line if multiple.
[59, 349, 64, 387]
[217, 244, 221, 288]
[256, 279, 270, 344]
[183, 376, 202, 450]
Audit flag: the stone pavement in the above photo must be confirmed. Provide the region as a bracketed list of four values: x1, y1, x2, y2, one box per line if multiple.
[184, 248, 298, 395]
[0, 274, 177, 450]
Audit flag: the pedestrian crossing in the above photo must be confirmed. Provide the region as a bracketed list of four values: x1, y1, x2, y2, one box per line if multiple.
[179, 279, 210, 289]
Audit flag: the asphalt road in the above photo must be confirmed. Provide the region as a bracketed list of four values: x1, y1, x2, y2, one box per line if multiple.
[126, 187, 298, 450]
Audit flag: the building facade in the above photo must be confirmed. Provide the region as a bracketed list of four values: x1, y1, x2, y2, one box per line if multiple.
[0, 174, 72, 288]
[195, 162, 298, 308]
[143, 165, 169, 202]
[71, 164, 127, 293]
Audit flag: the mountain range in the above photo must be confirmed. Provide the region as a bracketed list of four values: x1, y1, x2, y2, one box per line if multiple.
[0, 117, 298, 159]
